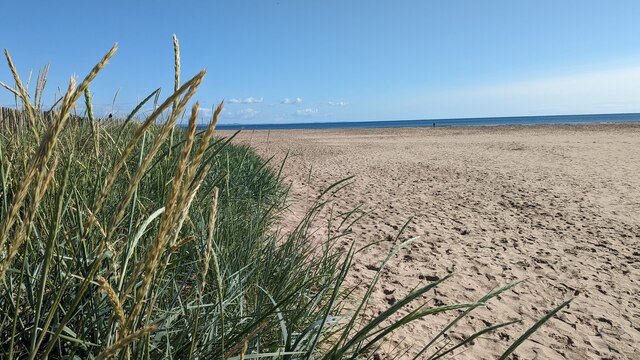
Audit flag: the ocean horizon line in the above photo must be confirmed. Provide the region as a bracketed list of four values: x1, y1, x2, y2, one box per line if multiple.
[205, 112, 640, 131]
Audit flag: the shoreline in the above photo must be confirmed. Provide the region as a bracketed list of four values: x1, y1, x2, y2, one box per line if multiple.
[210, 115, 640, 131]
[213, 121, 640, 133]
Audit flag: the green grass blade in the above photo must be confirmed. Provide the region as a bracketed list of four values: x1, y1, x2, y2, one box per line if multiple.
[306, 243, 355, 359]
[257, 285, 289, 347]
[358, 303, 476, 357]
[430, 319, 521, 359]
[30, 153, 72, 353]
[333, 274, 453, 357]
[114, 88, 160, 143]
[414, 279, 525, 358]
[498, 299, 573, 360]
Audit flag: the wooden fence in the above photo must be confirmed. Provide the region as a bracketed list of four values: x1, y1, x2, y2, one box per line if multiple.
[0, 107, 32, 132]
[0, 106, 88, 133]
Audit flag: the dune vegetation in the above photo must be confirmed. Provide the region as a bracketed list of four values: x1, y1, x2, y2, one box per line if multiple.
[0, 37, 569, 359]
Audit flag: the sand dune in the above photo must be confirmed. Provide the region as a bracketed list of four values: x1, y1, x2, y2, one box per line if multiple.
[224, 124, 640, 359]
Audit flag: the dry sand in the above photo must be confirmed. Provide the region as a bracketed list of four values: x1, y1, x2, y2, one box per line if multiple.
[223, 124, 640, 359]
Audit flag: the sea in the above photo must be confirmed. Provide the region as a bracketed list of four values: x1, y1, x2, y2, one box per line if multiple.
[210, 112, 640, 131]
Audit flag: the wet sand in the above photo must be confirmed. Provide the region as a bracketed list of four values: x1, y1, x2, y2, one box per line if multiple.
[224, 124, 640, 359]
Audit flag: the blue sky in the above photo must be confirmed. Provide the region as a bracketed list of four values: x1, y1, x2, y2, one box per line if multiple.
[2, 1, 640, 123]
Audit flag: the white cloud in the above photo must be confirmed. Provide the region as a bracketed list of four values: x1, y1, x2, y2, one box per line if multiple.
[228, 97, 263, 104]
[295, 108, 318, 116]
[328, 101, 348, 107]
[198, 107, 213, 116]
[226, 108, 260, 119]
[281, 97, 303, 104]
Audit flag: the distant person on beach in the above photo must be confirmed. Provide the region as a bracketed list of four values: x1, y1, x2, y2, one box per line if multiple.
[433, 122, 435, 127]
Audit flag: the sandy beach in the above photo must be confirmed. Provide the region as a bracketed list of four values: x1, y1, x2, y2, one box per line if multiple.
[224, 124, 640, 359]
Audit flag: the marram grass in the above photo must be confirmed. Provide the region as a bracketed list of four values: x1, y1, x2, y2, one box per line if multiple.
[0, 37, 569, 359]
